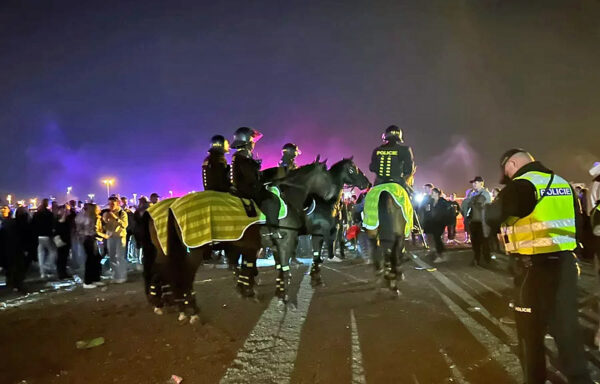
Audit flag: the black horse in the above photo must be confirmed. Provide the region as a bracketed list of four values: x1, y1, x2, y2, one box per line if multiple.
[158, 159, 337, 323]
[304, 158, 370, 286]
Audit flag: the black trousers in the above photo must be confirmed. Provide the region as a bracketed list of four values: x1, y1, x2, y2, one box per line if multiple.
[56, 245, 70, 278]
[141, 244, 157, 296]
[513, 252, 591, 384]
[447, 225, 456, 240]
[83, 236, 102, 284]
[6, 250, 28, 290]
[469, 222, 490, 263]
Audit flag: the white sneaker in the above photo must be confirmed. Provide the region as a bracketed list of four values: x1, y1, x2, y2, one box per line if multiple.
[113, 278, 127, 284]
[93, 281, 106, 287]
[330, 256, 343, 262]
[433, 255, 445, 264]
[83, 283, 97, 289]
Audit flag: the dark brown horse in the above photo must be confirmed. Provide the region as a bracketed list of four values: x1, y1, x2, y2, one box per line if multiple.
[152, 160, 337, 323]
[304, 158, 371, 286]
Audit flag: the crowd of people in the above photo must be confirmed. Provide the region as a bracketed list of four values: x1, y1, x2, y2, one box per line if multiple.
[0, 192, 161, 292]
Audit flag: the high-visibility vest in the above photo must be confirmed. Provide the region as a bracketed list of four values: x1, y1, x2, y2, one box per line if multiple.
[501, 171, 577, 255]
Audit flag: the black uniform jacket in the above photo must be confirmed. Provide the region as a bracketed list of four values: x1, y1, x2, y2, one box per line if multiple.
[231, 150, 262, 199]
[202, 150, 231, 192]
[369, 141, 414, 186]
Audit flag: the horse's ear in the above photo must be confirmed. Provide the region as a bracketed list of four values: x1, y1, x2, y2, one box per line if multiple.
[321, 158, 328, 166]
[349, 156, 354, 161]
[315, 154, 321, 163]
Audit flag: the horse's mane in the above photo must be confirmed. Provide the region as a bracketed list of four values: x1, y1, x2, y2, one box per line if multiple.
[283, 162, 324, 181]
[329, 158, 353, 174]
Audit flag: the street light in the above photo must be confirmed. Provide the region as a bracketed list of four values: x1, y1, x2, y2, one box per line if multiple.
[169, 190, 173, 198]
[102, 179, 115, 197]
[88, 193, 95, 202]
[132, 193, 137, 205]
[67, 186, 72, 195]
[30, 198, 37, 207]
[6, 195, 11, 205]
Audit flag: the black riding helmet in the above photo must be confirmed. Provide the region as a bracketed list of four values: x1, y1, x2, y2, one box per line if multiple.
[209, 135, 230, 153]
[382, 125, 403, 143]
[281, 142, 301, 157]
[231, 127, 263, 149]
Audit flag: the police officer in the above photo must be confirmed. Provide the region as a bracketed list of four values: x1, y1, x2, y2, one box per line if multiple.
[279, 142, 301, 171]
[202, 135, 231, 192]
[484, 149, 591, 384]
[230, 127, 284, 296]
[230, 127, 283, 239]
[369, 125, 415, 192]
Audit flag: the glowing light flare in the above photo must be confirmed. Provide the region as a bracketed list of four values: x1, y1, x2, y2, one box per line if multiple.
[414, 193, 425, 203]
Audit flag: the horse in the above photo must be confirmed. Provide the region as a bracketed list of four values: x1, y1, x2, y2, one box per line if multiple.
[362, 183, 414, 296]
[304, 158, 371, 286]
[153, 159, 337, 323]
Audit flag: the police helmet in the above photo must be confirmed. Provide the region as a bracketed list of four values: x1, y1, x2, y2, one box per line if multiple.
[281, 142, 301, 156]
[231, 127, 263, 149]
[382, 125, 403, 143]
[209, 135, 230, 153]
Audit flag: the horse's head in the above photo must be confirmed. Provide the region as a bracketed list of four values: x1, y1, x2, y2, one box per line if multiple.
[286, 159, 337, 201]
[330, 157, 371, 190]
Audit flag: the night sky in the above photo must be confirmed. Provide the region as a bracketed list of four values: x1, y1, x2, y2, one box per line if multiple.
[2, 0, 599, 202]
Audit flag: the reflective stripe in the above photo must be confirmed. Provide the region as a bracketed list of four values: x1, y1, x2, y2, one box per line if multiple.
[282, 265, 291, 272]
[504, 235, 577, 252]
[505, 219, 575, 234]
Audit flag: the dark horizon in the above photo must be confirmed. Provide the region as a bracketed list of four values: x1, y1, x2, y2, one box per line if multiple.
[2, 0, 599, 202]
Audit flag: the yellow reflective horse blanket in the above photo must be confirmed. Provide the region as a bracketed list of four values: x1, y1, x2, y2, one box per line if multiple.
[362, 183, 414, 238]
[148, 189, 287, 253]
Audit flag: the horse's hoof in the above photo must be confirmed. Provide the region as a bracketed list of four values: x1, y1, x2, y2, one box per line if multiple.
[189, 315, 200, 325]
[153, 307, 164, 315]
[178, 312, 188, 322]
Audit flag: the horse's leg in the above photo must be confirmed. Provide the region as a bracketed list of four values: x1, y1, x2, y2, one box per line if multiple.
[337, 223, 346, 259]
[278, 231, 297, 305]
[310, 235, 324, 286]
[378, 194, 399, 293]
[236, 246, 257, 298]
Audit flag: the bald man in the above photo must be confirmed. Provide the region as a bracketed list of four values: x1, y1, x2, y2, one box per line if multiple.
[485, 149, 591, 384]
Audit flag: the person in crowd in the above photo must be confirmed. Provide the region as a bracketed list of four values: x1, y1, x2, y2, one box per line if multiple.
[423, 188, 453, 263]
[133, 196, 158, 296]
[150, 193, 160, 205]
[103, 196, 128, 283]
[484, 149, 591, 384]
[54, 205, 72, 279]
[462, 176, 492, 265]
[590, 162, 600, 210]
[31, 198, 56, 278]
[0, 205, 19, 290]
[67, 200, 84, 272]
[76, 203, 107, 289]
[446, 193, 460, 244]
[9, 207, 35, 291]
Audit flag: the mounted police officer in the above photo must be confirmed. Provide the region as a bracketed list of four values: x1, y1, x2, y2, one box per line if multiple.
[202, 135, 231, 192]
[279, 142, 301, 171]
[230, 127, 283, 241]
[369, 125, 415, 193]
[484, 149, 591, 384]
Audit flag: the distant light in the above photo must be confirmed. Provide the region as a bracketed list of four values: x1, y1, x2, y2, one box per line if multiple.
[414, 193, 425, 203]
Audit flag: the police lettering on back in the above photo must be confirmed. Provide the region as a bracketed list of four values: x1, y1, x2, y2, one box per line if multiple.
[539, 187, 572, 197]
